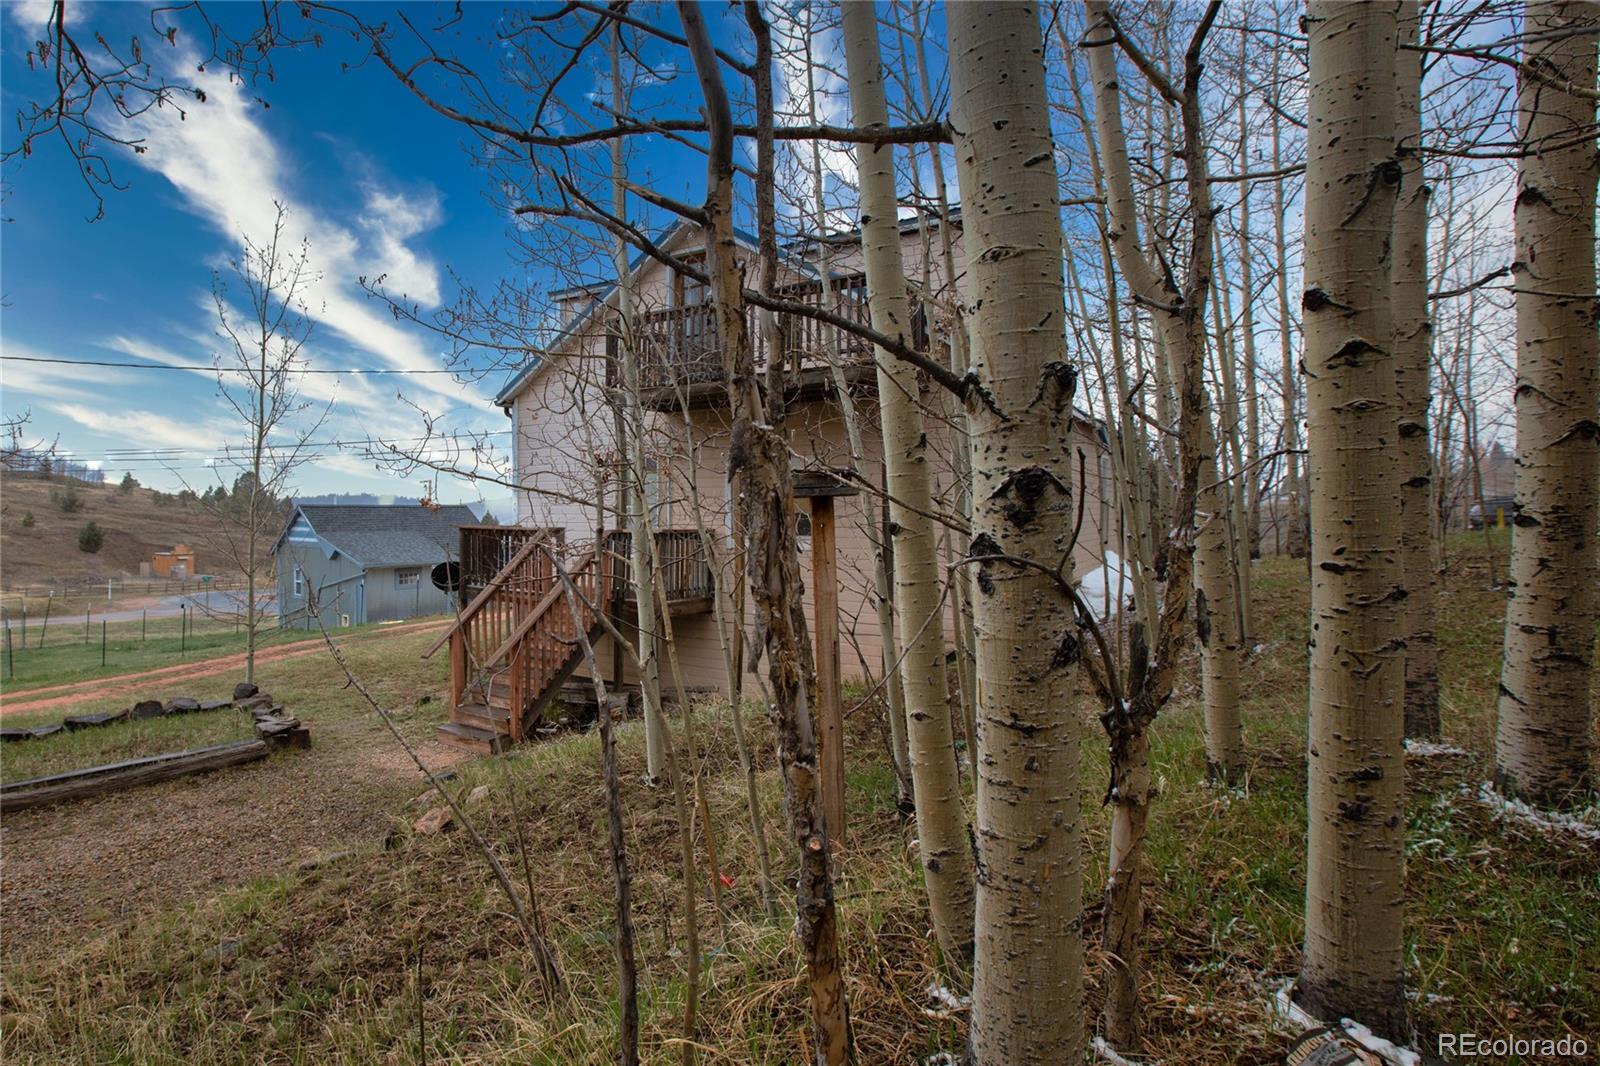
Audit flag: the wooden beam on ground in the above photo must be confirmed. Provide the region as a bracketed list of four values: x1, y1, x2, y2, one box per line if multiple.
[0, 739, 270, 812]
[811, 494, 846, 850]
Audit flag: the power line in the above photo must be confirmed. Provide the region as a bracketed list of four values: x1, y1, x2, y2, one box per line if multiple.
[1, 355, 492, 376]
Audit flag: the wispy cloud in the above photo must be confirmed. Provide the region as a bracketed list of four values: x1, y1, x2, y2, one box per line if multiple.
[51, 401, 229, 452]
[1, 341, 135, 402]
[116, 51, 489, 417]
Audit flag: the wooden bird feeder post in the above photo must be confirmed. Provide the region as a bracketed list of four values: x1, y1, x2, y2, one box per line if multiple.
[793, 469, 858, 852]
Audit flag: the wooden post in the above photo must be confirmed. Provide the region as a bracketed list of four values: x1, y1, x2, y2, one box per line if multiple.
[811, 495, 845, 849]
[449, 630, 467, 720]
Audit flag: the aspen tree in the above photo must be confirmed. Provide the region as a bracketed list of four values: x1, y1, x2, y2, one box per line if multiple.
[840, 0, 974, 966]
[680, 5, 851, 1059]
[1495, 0, 1599, 807]
[1394, 1, 1441, 739]
[948, 3, 1083, 1060]
[1085, 0, 1244, 783]
[1269, 25, 1307, 559]
[798, 7, 913, 811]
[1296, 0, 1408, 1039]
[608, 23, 669, 786]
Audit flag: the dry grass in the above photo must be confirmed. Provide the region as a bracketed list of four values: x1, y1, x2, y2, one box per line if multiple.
[0, 536, 1594, 1064]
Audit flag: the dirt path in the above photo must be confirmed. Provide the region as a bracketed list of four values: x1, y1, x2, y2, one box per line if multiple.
[0, 708, 467, 957]
[0, 618, 450, 716]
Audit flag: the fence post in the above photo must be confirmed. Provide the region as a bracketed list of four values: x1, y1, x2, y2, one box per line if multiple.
[181, 605, 187, 653]
[37, 596, 50, 650]
[85, 607, 91, 644]
[19, 600, 24, 647]
[4, 621, 12, 679]
[143, 609, 147, 641]
[101, 620, 107, 666]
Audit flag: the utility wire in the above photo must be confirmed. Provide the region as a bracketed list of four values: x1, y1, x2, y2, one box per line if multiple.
[1, 355, 496, 375]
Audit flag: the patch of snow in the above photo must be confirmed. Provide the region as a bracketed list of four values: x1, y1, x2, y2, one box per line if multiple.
[924, 1054, 961, 1066]
[1270, 982, 1422, 1066]
[1403, 739, 1470, 757]
[923, 983, 970, 1019]
[1077, 548, 1134, 621]
[1467, 782, 1600, 843]
[1093, 1035, 1159, 1065]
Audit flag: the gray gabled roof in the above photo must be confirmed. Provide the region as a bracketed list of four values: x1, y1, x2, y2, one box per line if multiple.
[274, 503, 477, 569]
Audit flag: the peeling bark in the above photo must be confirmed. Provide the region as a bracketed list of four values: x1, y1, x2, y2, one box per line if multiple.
[1494, 0, 1599, 809]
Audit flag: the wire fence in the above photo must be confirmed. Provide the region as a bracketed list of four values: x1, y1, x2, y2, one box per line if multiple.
[0, 596, 295, 688]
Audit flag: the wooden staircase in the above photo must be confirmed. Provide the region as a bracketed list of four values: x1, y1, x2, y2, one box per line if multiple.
[425, 534, 615, 755]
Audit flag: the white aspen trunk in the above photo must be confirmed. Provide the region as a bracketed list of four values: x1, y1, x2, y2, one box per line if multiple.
[800, 15, 912, 808]
[1394, 2, 1441, 740]
[1494, 0, 1599, 807]
[1236, 73, 1264, 567]
[948, 4, 1083, 1061]
[609, 34, 667, 785]
[1296, 0, 1408, 1040]
[1270, 33, 1307, 559]
[841, 1, 975, 966]
[1085, 4, 1244, 783]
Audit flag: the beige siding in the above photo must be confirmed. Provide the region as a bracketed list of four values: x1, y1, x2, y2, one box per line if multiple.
[509, 222, 1111, 693]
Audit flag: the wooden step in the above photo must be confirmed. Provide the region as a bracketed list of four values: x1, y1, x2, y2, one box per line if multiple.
[453, 701, 510, 732]
[436, 722, 507, 755]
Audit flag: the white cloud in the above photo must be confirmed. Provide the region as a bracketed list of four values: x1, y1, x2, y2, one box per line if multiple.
[51, 401, 229, 452]
[0, 342, 135, 401]
[4, 0, 62, 37]
[115, 52, 490, 417]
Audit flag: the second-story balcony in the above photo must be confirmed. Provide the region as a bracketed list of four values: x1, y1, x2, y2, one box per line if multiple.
[631, 275, 930, 410]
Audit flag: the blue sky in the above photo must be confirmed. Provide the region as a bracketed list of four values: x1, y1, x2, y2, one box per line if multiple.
[0, 1, 740, 505]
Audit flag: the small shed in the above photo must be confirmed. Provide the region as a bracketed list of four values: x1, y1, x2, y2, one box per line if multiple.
[150, 543, 196, 578]
[271, 503, 477, 629]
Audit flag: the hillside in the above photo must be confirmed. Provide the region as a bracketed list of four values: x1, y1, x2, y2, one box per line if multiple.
[0, 475, 239, 585]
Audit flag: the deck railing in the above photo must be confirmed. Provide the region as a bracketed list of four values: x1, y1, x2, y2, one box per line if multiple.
[601, 529, 714, 604]
[633, 275, 926, 394]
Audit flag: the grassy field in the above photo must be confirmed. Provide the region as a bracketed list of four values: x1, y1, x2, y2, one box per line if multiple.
[0, 614, 446, 693]
[0, 537, 1594, 1064]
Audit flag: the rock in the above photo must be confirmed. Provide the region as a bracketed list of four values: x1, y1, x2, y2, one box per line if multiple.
[297, 850, 353, 872]
[0, 728, 33, 743]
[199, 700, 232, 712]
[64, 711, 127, 730]
[413, 806, 454, 835]
[235, 694, 274, 712]
[233, 682, 259, 701]
[131, 699, 166, 719]
[412, 789, 440, 810]
[465, 784, 490, 807]
[165, 697, 202, 714]
[29, 723, 64, 739]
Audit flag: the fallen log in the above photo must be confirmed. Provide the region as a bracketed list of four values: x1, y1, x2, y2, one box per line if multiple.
[0, 739, 269, 812]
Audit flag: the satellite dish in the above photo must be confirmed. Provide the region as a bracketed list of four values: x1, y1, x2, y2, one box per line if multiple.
[431, 561, 462, 593]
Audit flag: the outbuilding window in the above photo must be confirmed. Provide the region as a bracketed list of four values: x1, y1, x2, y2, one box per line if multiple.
[292, 567, 305, 598]
[397, 568, 421, 588]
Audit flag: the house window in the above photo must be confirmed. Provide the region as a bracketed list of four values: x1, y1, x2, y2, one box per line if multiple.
[796, 509, 813, 549]
[397, 568, 421, 588]
[292, 567, 305, 598]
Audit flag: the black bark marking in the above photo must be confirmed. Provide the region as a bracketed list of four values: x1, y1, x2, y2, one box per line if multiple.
[988, 465, 1070, 530]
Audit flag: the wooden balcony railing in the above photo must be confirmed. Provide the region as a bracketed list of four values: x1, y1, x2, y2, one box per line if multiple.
[601, 529, 715, 604]
[632, 275, 927, 394]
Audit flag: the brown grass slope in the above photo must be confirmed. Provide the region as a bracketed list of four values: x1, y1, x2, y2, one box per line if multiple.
[0, 475, 227, 585]
[0, 539, 1594, 1064]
